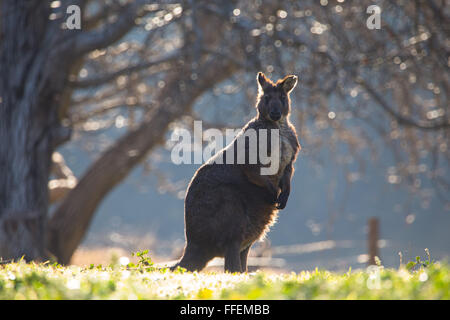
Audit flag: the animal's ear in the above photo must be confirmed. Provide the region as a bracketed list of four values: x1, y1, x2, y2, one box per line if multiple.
[279, 75, 298, 93]
[257, 72, 270, 92]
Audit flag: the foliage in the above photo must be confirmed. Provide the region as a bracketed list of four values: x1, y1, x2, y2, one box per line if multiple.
[0, 257, 448, 300]
[128, 250, 155, 269]
[405, 248, 434, 272]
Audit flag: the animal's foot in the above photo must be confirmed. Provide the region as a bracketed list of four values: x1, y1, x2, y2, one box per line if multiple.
[276, 191, 289, 209]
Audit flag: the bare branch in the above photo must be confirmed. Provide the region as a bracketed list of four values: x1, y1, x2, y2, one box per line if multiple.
[357, 78, 450, 131]
[70, 102, 151, 125]
[69, 51, 179, 88]
[64, 0, 149, 57]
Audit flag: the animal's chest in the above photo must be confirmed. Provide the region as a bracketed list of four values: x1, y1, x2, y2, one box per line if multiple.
[280, 134, 294, 170]
[270, 124, 296, 183]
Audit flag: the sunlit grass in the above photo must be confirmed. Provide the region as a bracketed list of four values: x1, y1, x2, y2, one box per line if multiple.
[0, 257, 448, 300]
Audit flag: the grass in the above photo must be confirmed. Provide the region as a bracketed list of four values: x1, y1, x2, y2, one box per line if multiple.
[0, 251, 448, 300]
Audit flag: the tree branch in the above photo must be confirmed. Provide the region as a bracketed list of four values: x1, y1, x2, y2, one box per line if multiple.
[69, 51, 179, 88]
[70, 102, 150, 125]
[357, 78, 450, 131]
[64, 0, 149, 57]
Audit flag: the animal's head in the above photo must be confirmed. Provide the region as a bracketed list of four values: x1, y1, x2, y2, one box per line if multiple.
[256, 72, 298, 122]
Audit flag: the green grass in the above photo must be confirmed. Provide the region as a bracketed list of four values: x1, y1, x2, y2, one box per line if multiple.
[0, 253, 448, 300]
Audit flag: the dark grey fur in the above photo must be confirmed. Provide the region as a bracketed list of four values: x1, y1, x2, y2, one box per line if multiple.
[172, 72, 300, 272]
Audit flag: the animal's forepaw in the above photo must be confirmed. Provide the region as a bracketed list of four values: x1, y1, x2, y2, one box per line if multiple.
[276, 192, 289, 209]
[268, 193, 278, 205]
[267, 186, 279, 204]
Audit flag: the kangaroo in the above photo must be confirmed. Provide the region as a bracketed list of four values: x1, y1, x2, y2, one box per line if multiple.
[172, 72, 300, 273]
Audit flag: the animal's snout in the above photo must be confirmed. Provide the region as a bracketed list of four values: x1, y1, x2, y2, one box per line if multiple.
[269, 110, 281, 121]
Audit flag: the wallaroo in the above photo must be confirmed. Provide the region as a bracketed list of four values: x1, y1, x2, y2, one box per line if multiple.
[172, 72, 301, 273]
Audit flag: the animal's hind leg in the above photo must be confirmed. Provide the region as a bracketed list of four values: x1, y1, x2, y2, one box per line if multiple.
[172, 243, 212, 272]
[224, 242, 242, 273]
[240, 245, 251, 272]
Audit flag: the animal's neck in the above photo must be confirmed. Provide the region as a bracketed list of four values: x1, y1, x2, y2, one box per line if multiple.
[279, 115, 289, 125]
[277, 115, 292, 130]
[255, 113, 291, 128]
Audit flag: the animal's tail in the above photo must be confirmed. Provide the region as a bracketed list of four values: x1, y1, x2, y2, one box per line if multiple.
[169, 244, 210, 272]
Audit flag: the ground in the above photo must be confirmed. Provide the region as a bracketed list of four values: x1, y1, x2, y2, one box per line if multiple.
[0, 252, 448, 299]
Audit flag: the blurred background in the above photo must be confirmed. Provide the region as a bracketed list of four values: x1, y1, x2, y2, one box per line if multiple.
[1, 0, 449, 271]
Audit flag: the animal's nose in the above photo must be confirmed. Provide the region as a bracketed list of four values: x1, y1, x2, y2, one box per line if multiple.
[270, 111, 281, 121]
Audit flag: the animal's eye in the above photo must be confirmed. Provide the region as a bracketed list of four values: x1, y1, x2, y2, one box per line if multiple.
[280, 95, 286, 102]
[264, 95, 270, 102]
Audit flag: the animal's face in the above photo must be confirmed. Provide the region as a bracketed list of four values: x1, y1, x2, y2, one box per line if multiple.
[256, 72, 298, 122]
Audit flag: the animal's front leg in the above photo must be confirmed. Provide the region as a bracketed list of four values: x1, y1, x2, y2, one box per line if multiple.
[276, 163, 293, 210]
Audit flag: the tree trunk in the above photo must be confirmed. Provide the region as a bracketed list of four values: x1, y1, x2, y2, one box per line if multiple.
[0, 1, 70, 261]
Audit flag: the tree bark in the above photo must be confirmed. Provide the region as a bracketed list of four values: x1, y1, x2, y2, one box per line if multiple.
[0, 1, 66, 260]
